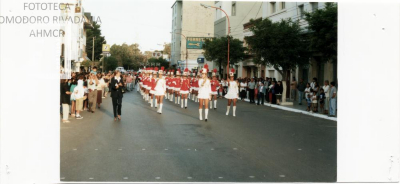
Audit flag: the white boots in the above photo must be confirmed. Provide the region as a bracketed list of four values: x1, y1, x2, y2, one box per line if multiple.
[205, 109, 209, 121]
[199, 109, 202, 120]
[181, 99, 184, 108]
[210, 101, 213, 109]
[214, 100, 217, 109]
[226, 106, 236, 116]
[158, 104, 163, 114]
[185, 99, 188, 109]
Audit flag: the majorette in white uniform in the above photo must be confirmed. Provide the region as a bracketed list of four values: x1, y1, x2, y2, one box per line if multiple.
[155, 67, 166, 114]
[198, 64, 212, 121]
[225, 68, 239, 117]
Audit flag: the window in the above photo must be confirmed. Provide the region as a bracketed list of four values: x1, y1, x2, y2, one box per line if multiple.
[281, 2, 285, 10]
[311, 2, 318, 11]
[299, 4, 305, 19]
[232, 2, 236, 16]
[270, 2, 276, 14]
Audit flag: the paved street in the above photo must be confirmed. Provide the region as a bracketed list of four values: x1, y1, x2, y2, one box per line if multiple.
[61, 89, 337, 182]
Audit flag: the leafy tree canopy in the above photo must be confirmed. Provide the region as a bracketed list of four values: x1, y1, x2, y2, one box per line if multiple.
[305, 2, 337, 63]
[246, 18, 310, 80]
[86, 21, 106, 62]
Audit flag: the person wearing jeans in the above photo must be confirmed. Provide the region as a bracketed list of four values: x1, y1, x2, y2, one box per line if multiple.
[248, 78, 256, 103]
[257, 82, 264, 105]
[296, 78, 306, 105]
[328, 82, 337, 117]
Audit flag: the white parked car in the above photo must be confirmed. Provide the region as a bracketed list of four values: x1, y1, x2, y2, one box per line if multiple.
[116, 67, 126, 73]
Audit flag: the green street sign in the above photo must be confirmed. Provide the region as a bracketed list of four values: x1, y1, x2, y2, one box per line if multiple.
[186, 37, 213, 49]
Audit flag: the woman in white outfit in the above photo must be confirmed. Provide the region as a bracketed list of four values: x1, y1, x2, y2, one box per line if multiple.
[155, 67, 166, 114]
[198, 64, 212, 121]
[225, 68, 239, 117]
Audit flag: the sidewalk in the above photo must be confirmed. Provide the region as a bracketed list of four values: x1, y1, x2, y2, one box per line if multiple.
[243, 97, 337, 121]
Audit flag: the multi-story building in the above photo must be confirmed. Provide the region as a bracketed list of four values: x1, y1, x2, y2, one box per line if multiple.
[170, 1, 214, 71]
[260, 2, 337, 86]
[60, 0, 91, 74]
[213, 1, 263, 79]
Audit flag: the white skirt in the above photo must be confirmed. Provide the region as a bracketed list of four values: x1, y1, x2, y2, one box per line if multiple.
[224, 93, 239, 99]
[174, 88, 180, 91]
[198, 92, 210, 99]
[155, 90, 165, 96]
[211, 91, 218, 95]
[180, 90, 189, 94]
[150, 90, 155, 94]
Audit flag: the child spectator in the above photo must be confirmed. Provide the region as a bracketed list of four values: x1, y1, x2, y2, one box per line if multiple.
[306, 94, 312, 112]
[319, 88, 326, 113]
[312, 91, 318, 112]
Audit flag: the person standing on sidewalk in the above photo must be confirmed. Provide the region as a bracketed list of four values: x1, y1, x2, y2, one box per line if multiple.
[61, 79, 72, 123]
[126, 74, 132, 92]
[74, 77, 85, 119]
[257, 82, 264, 105]
[239, 79, 247, 101]
[290, 77, 297, 102]
[87, 70, 99, 113]
[96, 73, 105, 109]
[275, 81, 283, 105]
[323, 80, 330, 114]
[328, 82, 337, 117]
[248, 78, 256, 103]
[296, 78, 306, 105]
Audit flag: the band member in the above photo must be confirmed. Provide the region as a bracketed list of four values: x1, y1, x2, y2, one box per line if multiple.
[149, 67, 158, 108]
[174, 69, 182, 104]
[142, 68, 148, 100]
[146, 67, 153, 104]
[138, 72, 143, 94]
[165, 70, 170, 99]
[180, 68, 191, 109]
[188, 71, 192, 99]
[192, 71, 200, 102]
[225, 68, 239, 117]
[164, 70, 168, 98]
[168, 70, 175, 102]
[198, 64, 211, 121]
[210, 69, 219, 109]
[155, 67, 166, 114]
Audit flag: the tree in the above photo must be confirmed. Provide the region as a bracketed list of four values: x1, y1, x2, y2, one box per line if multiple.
[163, 43, 171, 60]
[245, 18, 310, 81]
[305, 2, 337, 63]
[202, 36, 246, 77]
[86, 21, 106, 63]
[104, 56, 118, 72]
[110, 43, 143, 70]
[147, 57, 169, 68]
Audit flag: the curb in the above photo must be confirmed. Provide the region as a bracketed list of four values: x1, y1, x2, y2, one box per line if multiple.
[243, 99, 337, 121]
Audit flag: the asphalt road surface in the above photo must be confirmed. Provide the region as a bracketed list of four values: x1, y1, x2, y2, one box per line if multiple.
[61, 89, 337, 182]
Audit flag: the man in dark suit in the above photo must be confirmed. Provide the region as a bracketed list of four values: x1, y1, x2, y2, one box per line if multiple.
[110, 70, 124, 121]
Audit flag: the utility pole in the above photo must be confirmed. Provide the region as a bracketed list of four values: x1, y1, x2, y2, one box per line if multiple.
[92, 36, 96, 67]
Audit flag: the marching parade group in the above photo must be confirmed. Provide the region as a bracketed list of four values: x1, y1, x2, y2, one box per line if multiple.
[137, 64, 238, 121]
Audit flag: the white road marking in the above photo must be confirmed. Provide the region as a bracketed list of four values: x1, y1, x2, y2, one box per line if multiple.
[298, 149, 302, 151]
[187, 177, 192, 179]
[89, 177, 94, 180]
[72, 149, 77, 151]
[279, 175, 285, 178]
[187, 149, 191, 151]
[165, 149, 168, 150]
[211, 148, 214, 150]
[142, 149, 146, 151]
[218, 177, 223, 179]
[155, 177, 161, 180]
[95, 149, 98, 151]
[249, 176, 255, 178]
[118, 148, 122, 151]
[233, 148, 238, 150]
[123, 177, 128, 180]
[60, 177, 65, 180]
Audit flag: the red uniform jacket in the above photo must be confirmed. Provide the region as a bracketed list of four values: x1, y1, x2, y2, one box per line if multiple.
[150, 78, 156, 91]
[211, 79, 219, 92]
[180, 78, 190, 91]
[192, 78, 199, 88]
[175, 77, 181, 89]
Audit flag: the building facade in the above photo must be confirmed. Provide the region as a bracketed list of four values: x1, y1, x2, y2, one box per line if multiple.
[261, 2, 337, 86]
[170, 1, 215, 71]
[213, 1, 264, 79]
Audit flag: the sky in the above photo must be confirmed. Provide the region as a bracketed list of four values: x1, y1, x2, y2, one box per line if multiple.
[83, 0, 176, 53]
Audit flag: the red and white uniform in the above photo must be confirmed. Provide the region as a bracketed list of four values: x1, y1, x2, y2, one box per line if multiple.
[149, 77, 156, 94]
[180, 78, 190, 94]
[165, 76, 170, 90]
[146, 76, 152, 90]
[142, 75, 148, 89]
[174, 77, 181, 91]
[210, 79, 219, 95]
[192, 78, 199, 91]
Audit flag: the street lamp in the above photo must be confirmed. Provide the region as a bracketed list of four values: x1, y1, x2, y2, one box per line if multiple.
[200, 3, 231, 77]
[170, 31, 188, 69]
